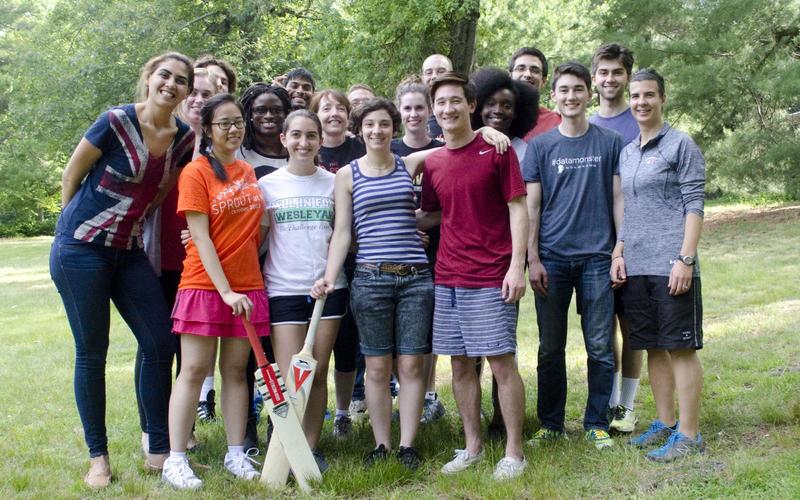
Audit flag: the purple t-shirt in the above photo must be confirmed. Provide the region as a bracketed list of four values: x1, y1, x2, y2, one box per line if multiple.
[589, 108, 639, 146]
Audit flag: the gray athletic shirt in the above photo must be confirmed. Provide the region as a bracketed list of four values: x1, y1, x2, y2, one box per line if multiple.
[522, 124, 621, 260]
[619, 123, 705, 277]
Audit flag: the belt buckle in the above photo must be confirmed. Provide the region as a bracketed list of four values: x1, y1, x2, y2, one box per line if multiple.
[395, 264, 411, 276]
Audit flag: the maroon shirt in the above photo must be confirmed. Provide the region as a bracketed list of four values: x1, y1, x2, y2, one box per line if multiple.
[421, 135, 526, 288]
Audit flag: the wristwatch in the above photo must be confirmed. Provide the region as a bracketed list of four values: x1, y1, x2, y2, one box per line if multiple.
[678, 255, 695, 266]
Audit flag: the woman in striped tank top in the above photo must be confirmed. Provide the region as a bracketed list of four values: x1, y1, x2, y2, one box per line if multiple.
[311, 98, 508, 469]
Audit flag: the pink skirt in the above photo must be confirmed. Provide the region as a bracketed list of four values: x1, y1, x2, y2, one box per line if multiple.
[172, 289, 270, 338]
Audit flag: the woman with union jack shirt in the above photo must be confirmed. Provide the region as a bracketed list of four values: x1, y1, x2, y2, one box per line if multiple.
[49, 52, 195, 488]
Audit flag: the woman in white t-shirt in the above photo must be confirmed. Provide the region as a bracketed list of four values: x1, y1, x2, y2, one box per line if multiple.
[258, 109, 348, 467]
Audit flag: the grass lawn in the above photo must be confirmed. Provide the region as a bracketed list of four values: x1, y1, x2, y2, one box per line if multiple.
[1, 204, 799, 499]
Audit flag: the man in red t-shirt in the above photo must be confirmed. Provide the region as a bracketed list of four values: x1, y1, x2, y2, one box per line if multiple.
[508, 47, 562, 140]
[419, 72, 529, 480]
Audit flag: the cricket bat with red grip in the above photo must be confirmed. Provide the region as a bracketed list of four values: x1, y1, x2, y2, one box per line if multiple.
[241, 317, 321, 492]
[261, 296, 326, 488]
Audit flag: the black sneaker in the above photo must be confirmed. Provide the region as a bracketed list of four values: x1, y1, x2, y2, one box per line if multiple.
[396, 446, 422, 471]
[312, 449, 329, 473]
[197, 389, 216, 423]
[243, 414, 259, 456]
[364, 444, 389, 466]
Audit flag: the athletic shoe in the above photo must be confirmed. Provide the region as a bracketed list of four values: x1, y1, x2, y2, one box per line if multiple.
[585, 429, 614, 449]
[610, 405, 638, 433]
[243, 416, 259, 456]
[441, 448, 484, 474]
[252, 389, 264, 424]
[162, 456, 202, 490]
[364, 444, 389, 466]
[528, 428, 567, 445]
[197, 389, 216, 423]
[223, 452, 259, 480]
[492, 456, 527, 480]
[646, 431, 704, 462]
[333, 414, 352, 438]
[312, 449, 329, 473]
[420, 398, 446, 424]
[396, 446, 422, 471]
[630, 419, 676, 448]
[349, 399, 368, 421]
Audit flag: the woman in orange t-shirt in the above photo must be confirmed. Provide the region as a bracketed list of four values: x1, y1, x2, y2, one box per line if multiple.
[164, 93, 268, 489]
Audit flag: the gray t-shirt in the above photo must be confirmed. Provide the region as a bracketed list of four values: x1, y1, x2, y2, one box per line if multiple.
[522, 124, 622, 260]
[619, 123, 705, 277]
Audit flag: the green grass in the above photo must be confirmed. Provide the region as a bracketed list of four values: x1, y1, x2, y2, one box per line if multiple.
[2, 206, 799, 499]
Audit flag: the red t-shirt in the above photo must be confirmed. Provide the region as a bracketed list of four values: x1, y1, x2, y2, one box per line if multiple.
[524, 106, 562, 141]
[177, 157, 264, 291]
[420, 135, 526, 288]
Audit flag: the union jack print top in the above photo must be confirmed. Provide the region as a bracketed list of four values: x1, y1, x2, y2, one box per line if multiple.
[56, 104, 195, 250]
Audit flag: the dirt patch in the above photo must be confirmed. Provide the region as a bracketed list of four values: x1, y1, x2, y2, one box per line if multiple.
[704, 204, 800, 232]
[639, 459, 727, 494]
[769, 363, 800, 376]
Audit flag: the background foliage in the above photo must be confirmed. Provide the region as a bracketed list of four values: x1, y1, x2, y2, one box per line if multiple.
[0, 0, 798, 235]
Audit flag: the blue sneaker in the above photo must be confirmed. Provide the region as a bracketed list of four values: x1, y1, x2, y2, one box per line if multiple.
[629, 419, 675, 448]
[646, 431, 704, 462]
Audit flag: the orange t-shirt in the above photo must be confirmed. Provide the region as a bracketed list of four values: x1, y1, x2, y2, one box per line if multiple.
[177, 156, 264, 291]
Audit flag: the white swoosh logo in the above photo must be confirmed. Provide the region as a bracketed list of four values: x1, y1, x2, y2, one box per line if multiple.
[479, 149, 493, 155]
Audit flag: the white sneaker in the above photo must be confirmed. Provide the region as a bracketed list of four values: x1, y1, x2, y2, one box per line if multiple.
[349, 399, 368, 421]
[441, 448, 484, 474]
[224, 452, 260, 480]
[492, 456, 527, 480]
[162, 456, 202, 490]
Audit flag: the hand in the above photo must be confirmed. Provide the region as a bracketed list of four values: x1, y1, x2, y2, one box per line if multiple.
[528, 260, 548, 297]
[221, 291, 254, 320]
[610, 256, 627, 289]
[478, 127, 510, 154]
[311, 278, 334, 299]
[668, 260, 693, 296]
[180, 229, 192, 247]
[272, 74, 287, 88]
[417, 230, 430, 248]
[501, 267, 526, 303]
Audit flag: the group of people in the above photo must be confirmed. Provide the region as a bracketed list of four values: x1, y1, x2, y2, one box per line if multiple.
[50, 41, 706, 490]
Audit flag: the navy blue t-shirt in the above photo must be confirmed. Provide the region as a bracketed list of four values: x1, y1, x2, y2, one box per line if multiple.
[522, 124, 621, 260]
[318, 136, 365, 174]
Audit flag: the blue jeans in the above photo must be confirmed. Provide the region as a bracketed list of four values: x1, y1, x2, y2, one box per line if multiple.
[350, 265, 434, 356]
[50, 237, 176, 457]
[535, 256, 614, 431]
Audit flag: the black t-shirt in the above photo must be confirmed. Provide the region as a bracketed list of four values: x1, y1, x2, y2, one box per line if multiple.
[390, 138, 445, 266]
[319, 136, 365, 174]
[426, 115, 444, 141]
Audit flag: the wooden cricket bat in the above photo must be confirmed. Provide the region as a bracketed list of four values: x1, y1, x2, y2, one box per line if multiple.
[261, 297, 326, 489]
[241, 317, 321, 492]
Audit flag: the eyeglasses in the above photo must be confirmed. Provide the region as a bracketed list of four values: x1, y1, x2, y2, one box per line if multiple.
[252, 106, 285, 116]
[513, 65, 543, 75]
[211, 119, 245, 130]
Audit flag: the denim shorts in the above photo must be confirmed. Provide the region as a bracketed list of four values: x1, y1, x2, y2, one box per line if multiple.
[349, 265, 434, 356]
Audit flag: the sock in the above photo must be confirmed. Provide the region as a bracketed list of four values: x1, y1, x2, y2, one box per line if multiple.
[425, 391, 438, 401]
[336, 409, 349, 418]
[228, 445, 244, 456]
[620, 377, 640, 410]
[200, 376, 215, 401]
[609, 371, 621, 408]
[170, 450, 187, 460]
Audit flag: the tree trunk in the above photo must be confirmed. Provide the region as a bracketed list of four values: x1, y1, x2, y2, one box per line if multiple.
[448, 0, 480, 73]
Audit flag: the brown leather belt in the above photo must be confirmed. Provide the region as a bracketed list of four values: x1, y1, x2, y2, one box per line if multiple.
[358, 263, 431, 276]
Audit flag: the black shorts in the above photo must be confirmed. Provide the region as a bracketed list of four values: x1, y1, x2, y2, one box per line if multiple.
[623, 276, 703, 350]
[269, 288, 349, 325]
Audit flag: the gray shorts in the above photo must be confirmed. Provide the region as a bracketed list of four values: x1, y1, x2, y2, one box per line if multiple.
[432, 286, 518, 357]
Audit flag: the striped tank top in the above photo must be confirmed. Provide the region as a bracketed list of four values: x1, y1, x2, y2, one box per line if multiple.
[352, 155, 428, 264]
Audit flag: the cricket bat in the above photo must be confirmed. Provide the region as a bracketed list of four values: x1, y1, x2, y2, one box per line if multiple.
[241, 317, 321, 492]
[261, 297, 326, 489]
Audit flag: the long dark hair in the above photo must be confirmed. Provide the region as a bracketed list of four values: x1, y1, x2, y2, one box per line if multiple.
[240, 83, 291, 150]
[199, 93, 244, 181]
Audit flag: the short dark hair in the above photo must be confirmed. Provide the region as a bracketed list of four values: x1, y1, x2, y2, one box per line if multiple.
[551, 61, 592, 92]
[508, 47, 549, 79]
[591, 43, 634, 76]
[430, 71, 476, 104]
[286, 67, 316, 91]
[283, 109, 323, 136]
[631, 68, 666, 96]
[469, 67, 539, 138]
[194, 55, 237, 93]
[350, 98, 402, 136]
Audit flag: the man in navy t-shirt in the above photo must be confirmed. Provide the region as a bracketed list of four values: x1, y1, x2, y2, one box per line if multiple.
[522, 62, 623, 449]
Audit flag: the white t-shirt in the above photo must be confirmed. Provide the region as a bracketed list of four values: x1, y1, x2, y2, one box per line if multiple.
[258, 167, 347, 296]
[237, 146, 289, 179]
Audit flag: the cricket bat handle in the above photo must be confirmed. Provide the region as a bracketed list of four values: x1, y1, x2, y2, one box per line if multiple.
[302, 296, 326, 354]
